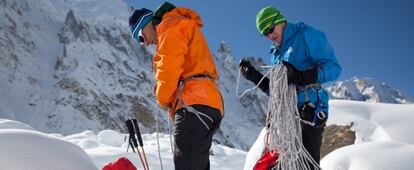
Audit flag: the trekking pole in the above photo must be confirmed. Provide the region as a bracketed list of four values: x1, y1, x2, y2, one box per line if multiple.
[125, 119, 147, 170]
[132, 119, 150, 170]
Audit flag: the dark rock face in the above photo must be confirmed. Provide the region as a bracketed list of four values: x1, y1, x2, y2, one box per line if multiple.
[321, 124, 356, 159]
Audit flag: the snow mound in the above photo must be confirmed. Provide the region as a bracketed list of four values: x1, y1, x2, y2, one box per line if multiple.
[97, 130, 125, 147]
[0, 129, 97, 170]
[0, 119, 34, 131]
[243, 127, 267, 170]
[328, 100, 414, 144]
[245, 100, 414, 170]
[78, 132, 246, 170]
[321, 141, 414, 170]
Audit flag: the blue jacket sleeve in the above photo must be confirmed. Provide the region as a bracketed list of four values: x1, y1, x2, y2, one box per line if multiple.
[305, 29, 342, 84]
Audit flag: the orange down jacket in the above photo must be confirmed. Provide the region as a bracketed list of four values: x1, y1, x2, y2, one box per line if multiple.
[153, 7, 224, 118]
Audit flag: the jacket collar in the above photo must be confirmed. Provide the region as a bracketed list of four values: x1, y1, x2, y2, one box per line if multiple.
[280, 23, 296, 49]
[162, 7, 203, 27]
[270, 22, 306, 64]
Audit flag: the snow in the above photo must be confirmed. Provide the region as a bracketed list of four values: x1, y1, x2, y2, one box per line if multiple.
[1, 0, 160, 136]
[245, 100, 414, 170]
[0, 119, 34, 131]
[321, 141, 414, 170]
[320, 100, 414, 170]
[2, 0, 411, 152]
[0, 118, 246, 170]
[76, 131, 246, 170]
[2, 0, 414, 169]
[327, 77, 412, 104]
[327, 100, 414, 144]
[243, 127, 267, 170]
[0, 128, 97, 170]
[1, 100, 414, 170]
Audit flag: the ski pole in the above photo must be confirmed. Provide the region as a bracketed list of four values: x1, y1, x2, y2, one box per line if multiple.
[125, 119, 147, 170]
[133, 119, 150, 170]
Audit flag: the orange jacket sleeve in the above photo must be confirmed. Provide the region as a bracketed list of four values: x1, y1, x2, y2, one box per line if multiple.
[153, 20, 194, 107]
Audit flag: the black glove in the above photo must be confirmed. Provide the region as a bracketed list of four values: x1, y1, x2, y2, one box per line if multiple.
[239, 59, 269, 93]
[282, 61, 318, 85]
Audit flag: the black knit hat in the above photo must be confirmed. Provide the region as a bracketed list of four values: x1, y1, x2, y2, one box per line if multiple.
[128, 8, 153, 41]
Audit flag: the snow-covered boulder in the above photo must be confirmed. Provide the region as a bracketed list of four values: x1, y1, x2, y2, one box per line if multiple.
[0, 126, 98, 170]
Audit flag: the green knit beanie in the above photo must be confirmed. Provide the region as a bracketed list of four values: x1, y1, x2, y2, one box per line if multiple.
[256, 6, 286, 36]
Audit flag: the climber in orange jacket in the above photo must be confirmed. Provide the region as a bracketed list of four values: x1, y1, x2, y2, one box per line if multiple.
[128, 2, 223, 170]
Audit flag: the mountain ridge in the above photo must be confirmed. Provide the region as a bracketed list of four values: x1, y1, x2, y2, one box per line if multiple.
[1, 0, 412, 151]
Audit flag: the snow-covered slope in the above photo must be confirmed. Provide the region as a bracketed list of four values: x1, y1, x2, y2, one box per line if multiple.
[244, 100, 414, 170]
[0, 118, 247, 170]
[0, 120, 98, 170]
[2, 99, 414, 170]
[327, 77, 412, 104]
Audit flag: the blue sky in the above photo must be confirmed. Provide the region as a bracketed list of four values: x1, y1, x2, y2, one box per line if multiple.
[124, 0, 414, 99]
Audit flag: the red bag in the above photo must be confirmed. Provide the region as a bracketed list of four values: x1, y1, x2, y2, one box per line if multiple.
[102, 157, 137, 170]
[253, 132, 279, 170]
[253, 149, 279, 170]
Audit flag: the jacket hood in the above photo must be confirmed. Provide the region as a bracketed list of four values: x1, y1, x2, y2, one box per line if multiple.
[163, 7, 203, 27]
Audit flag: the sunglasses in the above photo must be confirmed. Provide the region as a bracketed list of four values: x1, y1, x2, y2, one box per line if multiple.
[263, 11, 281, 36]
[132, 29, 146, 44]
[264, 24, 276, 37]
[138, 35, 145, 44]
[137, 30, 146, 44]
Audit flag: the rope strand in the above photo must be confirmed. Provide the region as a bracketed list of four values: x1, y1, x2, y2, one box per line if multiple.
[267, 64, 320, 170]
[236, 66, 273, 98]
[156, 108, 163, 170]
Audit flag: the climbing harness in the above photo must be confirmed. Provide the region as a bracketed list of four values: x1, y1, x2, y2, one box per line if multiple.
[151, 73, 223, 170]
[174, 73, 221, 131]
[297, 84, 327, 128]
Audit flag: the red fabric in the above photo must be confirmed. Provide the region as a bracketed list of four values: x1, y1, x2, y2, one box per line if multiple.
[253, 149, 279, 170]
[102, 157, 137, 170]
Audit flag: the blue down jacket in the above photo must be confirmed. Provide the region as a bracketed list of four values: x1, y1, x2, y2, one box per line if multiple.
[270, 22, 341, 114]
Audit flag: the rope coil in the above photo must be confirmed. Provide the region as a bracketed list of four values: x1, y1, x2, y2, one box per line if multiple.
[267, 64, 320, 170]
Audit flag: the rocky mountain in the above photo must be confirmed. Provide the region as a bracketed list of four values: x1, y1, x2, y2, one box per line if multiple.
[1, 0, 411, 152]
[0, 0, 268, 150]
[0, 0, 164, 135]
[326, 77, 412, 104]
[213, 42, 269, 149]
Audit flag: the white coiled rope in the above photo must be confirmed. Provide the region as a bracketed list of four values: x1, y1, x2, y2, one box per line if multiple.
[267, 64, 320, 170]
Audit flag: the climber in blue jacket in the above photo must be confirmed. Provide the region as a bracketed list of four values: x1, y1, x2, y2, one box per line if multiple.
[239, 6, 342, 165]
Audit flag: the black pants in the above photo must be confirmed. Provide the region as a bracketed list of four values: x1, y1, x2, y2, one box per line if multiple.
[173, 104, 222, 170]
[302, 122, 325, 165]
[300, 104, 326, 169]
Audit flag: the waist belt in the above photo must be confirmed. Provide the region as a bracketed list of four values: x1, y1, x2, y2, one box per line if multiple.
[180, 73, 215, 84]
[175, 73, 217, 131]
[177, 73, 216, 105]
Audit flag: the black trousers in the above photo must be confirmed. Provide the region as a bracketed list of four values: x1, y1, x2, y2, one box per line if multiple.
[173, 104, 222, 170]
[299, 103, 326, 170]
[302, 122, 325, 164]
[269, 107, 325, 170]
